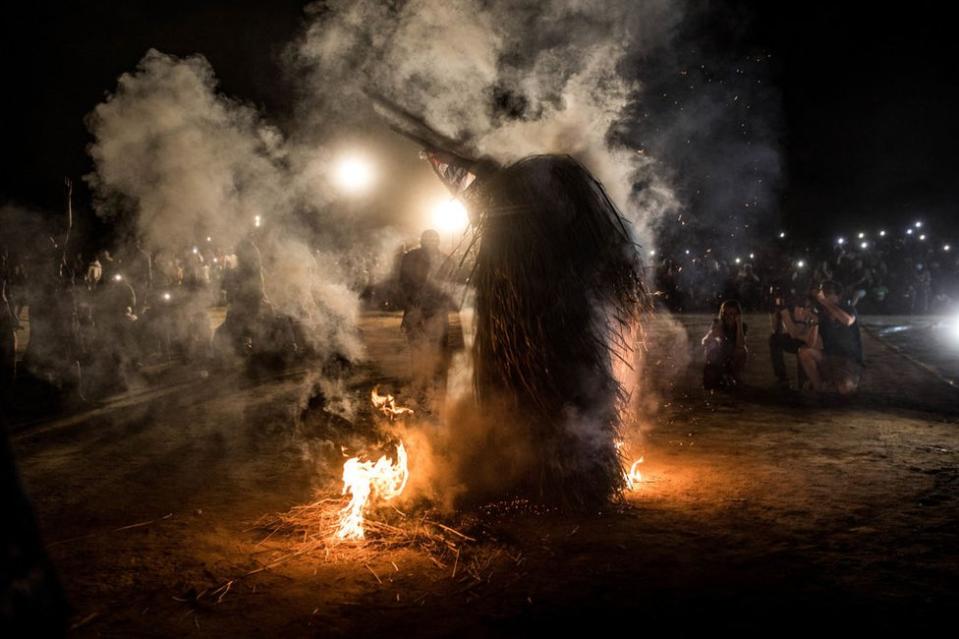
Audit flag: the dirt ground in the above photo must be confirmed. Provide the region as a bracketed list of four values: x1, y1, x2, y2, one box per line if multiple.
[9, 311, 959, 637]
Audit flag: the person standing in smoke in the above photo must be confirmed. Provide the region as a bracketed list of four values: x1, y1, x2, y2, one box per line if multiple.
[465, 155, 647, 507]
[398, 229, 455, 406]
[217, 238, 266, 359]
[375, 97, 646, 507]
[87, 272, 138, 396]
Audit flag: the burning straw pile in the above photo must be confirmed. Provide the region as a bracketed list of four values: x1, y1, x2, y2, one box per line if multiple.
[257, 389, 474, 563]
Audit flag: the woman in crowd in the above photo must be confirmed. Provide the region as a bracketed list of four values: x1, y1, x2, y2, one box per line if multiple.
[702, 299, 748, 390]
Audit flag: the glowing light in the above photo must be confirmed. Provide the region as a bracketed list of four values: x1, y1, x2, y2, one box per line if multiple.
[837, 237, 846, 245]
[162, 292, 172, 302]
[950, 314, 959, 341]
[649, 249, 656, 256]
[685, 249, 691, 255]
[778, 232, 786, 238]
[625, 457, 644, 490]
[113, 274, 123, 282]
[734, 257, 741, 264]
[431, 198, 469, 233]
[749, 252, 755, 259]
[860, 241, 868, 249]
[335, 155, 375, 194]
[945, 244, 952, 252]
[915, 221, 923, 228]
[919, 234, 927, 241]
[857, 232, 865, 239]
[879, 230, 886, 237]
[906, 228, 913, 235]
[254, 215, 262, 228]
[206, 236, 212, 242]
[192, 246, 198, 254]
[796, 260, 805, 268]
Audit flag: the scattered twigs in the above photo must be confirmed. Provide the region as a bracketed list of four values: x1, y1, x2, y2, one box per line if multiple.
[365, 564, 383, 584]
[195, 498, 482, 606]
[49, 512, 174, 547]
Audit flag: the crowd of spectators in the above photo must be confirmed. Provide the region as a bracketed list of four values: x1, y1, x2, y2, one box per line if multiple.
[0, 222, 337, 412]
[653, 225, 958, 314]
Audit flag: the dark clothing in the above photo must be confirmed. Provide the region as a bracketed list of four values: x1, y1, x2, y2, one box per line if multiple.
[818, 303, 863, 365]
[398, 246, 451, 339]
[703, 319, 747, 390]
[0, 418, 69, 635]
[769, 333, 807, 386]
[712, 318, 748, 343]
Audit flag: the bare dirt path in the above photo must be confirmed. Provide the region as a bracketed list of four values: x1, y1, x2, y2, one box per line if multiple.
[10, 312, 959, 636]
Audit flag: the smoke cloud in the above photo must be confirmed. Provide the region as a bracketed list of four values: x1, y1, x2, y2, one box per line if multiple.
[85, 49, 368, 360]
[78, 1, 783, 506]
[291, 0, 689, 242]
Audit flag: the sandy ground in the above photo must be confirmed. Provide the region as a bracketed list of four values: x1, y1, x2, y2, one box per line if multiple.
[8, 311, 959, 637]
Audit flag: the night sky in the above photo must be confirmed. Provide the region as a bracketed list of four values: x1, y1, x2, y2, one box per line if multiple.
[3, 1, 957, 242]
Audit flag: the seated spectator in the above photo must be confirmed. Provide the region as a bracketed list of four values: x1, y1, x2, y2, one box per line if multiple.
[798, 280, 864, 395]
[769, 294, 820, 389]
[702, 300, 747, 390]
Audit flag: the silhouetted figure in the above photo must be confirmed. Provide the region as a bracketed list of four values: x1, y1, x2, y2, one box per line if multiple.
[399, 229, 453, 404]
[702, 300, 748, 390]
[0, 415, 69, 636]
[799, 280, 864, 395]
[218, 239, 266, 358]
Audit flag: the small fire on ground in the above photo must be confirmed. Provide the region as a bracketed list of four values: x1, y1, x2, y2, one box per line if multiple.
[334, 389, 413, 540]
[625, 457, 644, 490]
[371, 387, 415, 421]
[616, 439, 645, 491]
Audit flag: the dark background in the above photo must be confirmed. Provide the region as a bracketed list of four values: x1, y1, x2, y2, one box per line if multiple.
[2, 1, 956, 243]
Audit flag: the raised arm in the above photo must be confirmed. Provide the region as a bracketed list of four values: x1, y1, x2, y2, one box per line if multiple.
[815, 291, 855, 326]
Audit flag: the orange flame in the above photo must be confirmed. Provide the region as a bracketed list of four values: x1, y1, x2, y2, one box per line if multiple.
[336, 442, 409, 540]
[371, 387, 415, 421]
[334, 389, 414, 540]
[625, 457, 644, 490]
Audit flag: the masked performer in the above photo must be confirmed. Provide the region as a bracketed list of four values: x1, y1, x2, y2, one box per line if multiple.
[379, 100, 647, 508]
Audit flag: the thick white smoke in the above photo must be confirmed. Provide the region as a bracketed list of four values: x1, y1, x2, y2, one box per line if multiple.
[85, 49, 365, 360]
[292, 0, 683, 241]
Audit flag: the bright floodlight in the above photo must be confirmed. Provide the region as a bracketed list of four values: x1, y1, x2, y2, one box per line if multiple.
[335, 155, 375, 194]
[431, 199, 469, 233]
